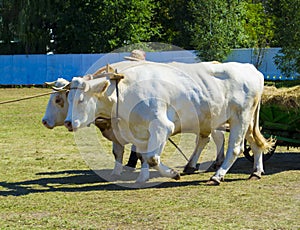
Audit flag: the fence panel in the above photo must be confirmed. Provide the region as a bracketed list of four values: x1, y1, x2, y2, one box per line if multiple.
[0, 48, 285, 85]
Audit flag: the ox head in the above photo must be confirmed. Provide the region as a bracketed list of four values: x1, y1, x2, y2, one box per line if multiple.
[42, 78, 70, 129]
[64, 76, 110, 132]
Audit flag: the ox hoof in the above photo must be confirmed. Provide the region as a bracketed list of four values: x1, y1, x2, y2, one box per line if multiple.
[171, 169, 180, 180]
[183, 166, 197, 174]
[206, 176, 221, 186]
[249, 172, 262, 180]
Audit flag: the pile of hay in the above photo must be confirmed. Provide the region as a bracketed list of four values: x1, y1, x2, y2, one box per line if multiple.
[262, 85, 300, 109]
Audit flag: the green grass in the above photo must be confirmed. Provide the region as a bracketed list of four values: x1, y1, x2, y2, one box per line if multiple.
[0, 88, 299, 229]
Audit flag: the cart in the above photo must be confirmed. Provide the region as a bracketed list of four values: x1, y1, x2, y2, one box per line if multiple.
[243, 104, 300, 162]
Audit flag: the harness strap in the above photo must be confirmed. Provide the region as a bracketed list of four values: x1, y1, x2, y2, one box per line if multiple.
[114, 69, 121, 121]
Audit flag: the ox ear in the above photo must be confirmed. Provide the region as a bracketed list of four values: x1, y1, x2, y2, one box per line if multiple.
[92, 80, 110, 96]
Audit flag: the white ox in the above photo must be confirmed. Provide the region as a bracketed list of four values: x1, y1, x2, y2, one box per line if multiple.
[42, 78, 70, 128]
[42, 77, 140, 176]
[64, 61, 274, 184]
[42, 67, 225, 176]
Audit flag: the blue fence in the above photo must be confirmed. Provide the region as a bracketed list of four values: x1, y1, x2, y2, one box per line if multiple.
[0, 54, 103, 85]
[0, 48, 287, 85]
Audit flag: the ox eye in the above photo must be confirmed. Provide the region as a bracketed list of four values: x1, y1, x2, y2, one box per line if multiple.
[55, 98, 62, 104]
[54, 96, 64, 107]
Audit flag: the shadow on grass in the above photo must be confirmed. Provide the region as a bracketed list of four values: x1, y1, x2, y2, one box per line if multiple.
[229, 152, 300, 175]
[0, 152, 298, 196]
[0, 169, 208, 196]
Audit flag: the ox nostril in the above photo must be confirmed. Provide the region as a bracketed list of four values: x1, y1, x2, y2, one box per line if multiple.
[42, 119, 50, 127]
[64, 121, 71, 127]
[64, 121, 73, 131]
[42, 119, 53, 129]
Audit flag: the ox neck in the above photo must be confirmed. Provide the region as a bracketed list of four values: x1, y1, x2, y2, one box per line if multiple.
[96, 79, 122, 121]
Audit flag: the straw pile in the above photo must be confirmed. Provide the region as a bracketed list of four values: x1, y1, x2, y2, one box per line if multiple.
[262, 85, 300, 109]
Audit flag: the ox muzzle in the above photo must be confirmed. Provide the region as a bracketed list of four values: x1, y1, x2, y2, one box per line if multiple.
[42, 118, 54, 129]
[64, 120, 81, 132]
[64, 120, 74, 132]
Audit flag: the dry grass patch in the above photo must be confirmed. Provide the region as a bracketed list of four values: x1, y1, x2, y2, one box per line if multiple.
[263, 85, 300, 109]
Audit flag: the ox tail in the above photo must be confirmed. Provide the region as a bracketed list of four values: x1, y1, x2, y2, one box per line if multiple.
[252, 100, 275, 153]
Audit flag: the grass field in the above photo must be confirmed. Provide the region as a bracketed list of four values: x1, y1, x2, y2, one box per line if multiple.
[0, 88, 299, 229]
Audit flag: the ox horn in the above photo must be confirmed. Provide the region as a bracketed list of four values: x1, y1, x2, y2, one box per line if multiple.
[83, 74, 93, 81]
[44, 81, 57, 87]
[92, 66, 106, 76]
[52, 82, 71, 92]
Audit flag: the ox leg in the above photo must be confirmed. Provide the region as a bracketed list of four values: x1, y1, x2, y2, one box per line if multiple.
[149, 143, 180, 179]
[251, 149, 264, 179]
[245, 130, 264, 180]
[183, 135, 210, 174]
[124, 145, 138, 171]
[137, 143, 180, 182]
[111, 142, 124, 176]
[211, 130, 225, 170]
[135, 117, 178, 183]
[209, 118, 248, 185]
[136, 159, 150, 184]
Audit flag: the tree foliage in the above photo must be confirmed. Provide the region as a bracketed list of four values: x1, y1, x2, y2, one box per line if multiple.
[0, 0, 24, 54]
[186, 0, 237, 61]
[0, 0, 299, 76]
[95, 0, 160, 52]
[17, 0, 53, 54]
[269, 0, 300, 77]
[238, 1, 275, 67]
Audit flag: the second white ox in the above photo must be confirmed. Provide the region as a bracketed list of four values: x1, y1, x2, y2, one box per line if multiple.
[64, 61, 274, 184]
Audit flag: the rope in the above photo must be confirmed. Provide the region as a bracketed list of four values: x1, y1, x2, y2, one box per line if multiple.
[0, 91, 54, 105]
[168, 137, 189, 162]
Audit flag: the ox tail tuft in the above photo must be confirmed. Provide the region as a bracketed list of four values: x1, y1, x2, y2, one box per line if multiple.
[253, 101, 276, 153]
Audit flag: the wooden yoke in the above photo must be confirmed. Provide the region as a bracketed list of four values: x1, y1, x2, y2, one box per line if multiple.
[106, 64, 125, 81]
[93, 64, 125, 81]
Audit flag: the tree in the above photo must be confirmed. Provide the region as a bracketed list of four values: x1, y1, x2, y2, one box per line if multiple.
[0, 0, 160, 54]
[269, 0, 300, 77]
[98, 0, 160, 52]
[17, 0, 53, 54]
[52, 0, 160, 53]
[186, 0, 237, 61]
[181, 0, 276, 63]
[51, 0, 98, 53]
[151, 0, 195, 50]
[0, 0, 25, 54]
[0, 0, 293, 59]
[238, 1, 275, 67]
